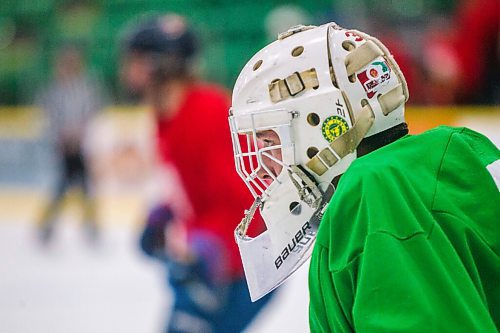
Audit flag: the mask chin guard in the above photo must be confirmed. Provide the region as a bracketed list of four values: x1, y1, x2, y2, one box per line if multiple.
[233, 176, 335, 302]
[236, 164, 334, 242]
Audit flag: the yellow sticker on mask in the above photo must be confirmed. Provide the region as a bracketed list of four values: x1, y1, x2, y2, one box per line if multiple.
[321, 116, 349, 143]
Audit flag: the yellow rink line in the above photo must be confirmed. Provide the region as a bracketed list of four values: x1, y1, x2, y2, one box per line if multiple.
[0, 105, 498, 139]
[405, 106, 500, 134]
[0, 189, 148, 228]
[0, 106, 151, 139]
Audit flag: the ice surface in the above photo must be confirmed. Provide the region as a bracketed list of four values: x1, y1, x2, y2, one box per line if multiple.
[0, 219, 310, 333]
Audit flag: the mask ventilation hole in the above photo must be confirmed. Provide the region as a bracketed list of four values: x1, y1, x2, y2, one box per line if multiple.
[307, 113, 320, 126]
[307, 146, 319, 158]
[361, 99, 369, 107]
[289, 201, 302, 215]
[348, 74, 356, 83]
[291, 46, 304, 57]
[253, 60, 263, 71]
[342, 40, 356, 51]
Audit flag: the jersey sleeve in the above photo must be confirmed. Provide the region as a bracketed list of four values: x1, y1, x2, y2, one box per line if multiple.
[352, 231, 498, 332]
[310, 220, 498, 333]
[309, 244, 356, 333]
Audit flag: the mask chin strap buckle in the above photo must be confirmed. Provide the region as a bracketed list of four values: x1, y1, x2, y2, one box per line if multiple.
[288, 165, 334, 230]
[235, 197, 262, 239]
[288, 165, 323, 210]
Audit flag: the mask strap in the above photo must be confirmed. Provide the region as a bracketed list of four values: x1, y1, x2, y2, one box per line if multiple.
[306, 103, 375, 176]
[268, 69, 319, 103]
[345, 40, 384, 76]
[235, 197, 262, 239]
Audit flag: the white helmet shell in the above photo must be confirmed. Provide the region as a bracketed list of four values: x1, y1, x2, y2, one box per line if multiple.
[229, 23, 408, 301]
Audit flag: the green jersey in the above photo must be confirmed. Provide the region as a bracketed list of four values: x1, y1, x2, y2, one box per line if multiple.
[309, 126, 499, 332]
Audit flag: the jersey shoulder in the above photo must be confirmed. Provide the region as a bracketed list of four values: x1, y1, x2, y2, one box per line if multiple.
[351, 126, 460, 172]
[317, 127, 467, 258]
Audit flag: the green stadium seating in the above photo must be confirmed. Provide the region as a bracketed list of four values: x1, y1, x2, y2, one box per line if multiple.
[1, 0, 334, 105]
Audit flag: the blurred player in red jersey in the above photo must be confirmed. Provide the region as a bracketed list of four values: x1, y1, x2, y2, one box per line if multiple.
[421, 0, 499, 105]
[451, 0, 499, 104]
[120, 14, 274, 333]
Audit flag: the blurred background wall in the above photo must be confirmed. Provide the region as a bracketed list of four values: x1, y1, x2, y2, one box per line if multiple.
[0, 0, 498, 222]
[0, 0, 498, 105]
[0, 0, 333, 104]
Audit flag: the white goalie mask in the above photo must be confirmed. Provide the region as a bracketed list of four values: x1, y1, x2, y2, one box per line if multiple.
[229, 23, 409, 301]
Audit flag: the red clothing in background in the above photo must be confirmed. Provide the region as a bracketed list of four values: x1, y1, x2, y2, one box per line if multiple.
[156, 82, 254, 278]
[452, 0, 499, 103]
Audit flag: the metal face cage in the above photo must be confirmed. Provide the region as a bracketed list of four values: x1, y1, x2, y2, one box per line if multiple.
[229, 108, 296, 200]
